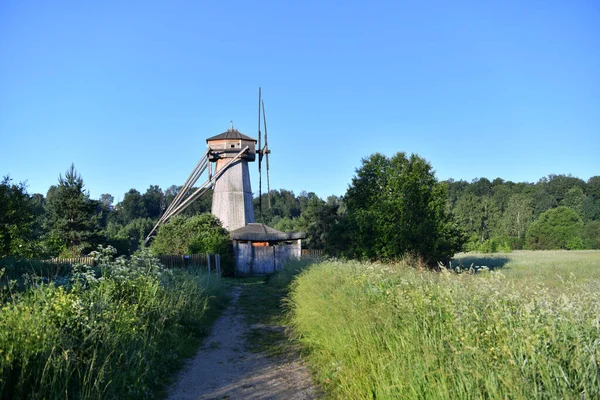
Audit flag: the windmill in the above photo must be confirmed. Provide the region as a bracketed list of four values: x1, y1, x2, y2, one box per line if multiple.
[145, 88, 272, 242]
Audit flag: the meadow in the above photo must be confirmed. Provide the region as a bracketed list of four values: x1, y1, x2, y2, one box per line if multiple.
[0, 246, 225, 400]
[287, 251, 600, 399]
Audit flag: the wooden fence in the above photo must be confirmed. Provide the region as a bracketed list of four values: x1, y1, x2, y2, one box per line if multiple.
[48, 257, 96, 266]
[301, 249, 324, 258]
[158, 254, 221, 276]
[47, 254, 222, 276]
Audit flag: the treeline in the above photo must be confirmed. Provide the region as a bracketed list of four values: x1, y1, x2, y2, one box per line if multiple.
[0, 164, 213, 259]
[445, 174, 600, 251]
[2, 161, 599, 260]
[0, 163, 344, 259]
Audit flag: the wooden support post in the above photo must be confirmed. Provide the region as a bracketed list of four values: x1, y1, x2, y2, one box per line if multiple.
[207, 253, 211, 274]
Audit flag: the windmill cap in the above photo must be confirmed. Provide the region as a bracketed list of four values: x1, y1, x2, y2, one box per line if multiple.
[206, 128, 257, 143]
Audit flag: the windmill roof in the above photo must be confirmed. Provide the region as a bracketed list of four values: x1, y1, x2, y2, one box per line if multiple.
[230, 223, 306, 241]
[206, 129, 257, 142]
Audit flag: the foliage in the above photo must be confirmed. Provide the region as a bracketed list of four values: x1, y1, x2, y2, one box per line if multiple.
[287, 254, 600, 399]
[561, 186, 585, 217]
[104, 218, 155, 255]
[342, 152, 464, 264]
[0, 245, 224, 399]
[151, 213, 231, 256]
[499, 194, 533, 246]
[526, 206, 584, 250]
[116, 189, 148, 224]
[582, 221, 600, 250]
[43, 164, 101, 257]
[0, 176, 37, 257]
[5, 161, 600, 259]
[445, 174, 600, 252]
[454, 193, 499, 246]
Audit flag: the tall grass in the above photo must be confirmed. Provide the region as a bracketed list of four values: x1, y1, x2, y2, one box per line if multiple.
[287, 252, 600, 399]
[0, 246, 225, 399]
[454, 250, 600, 284]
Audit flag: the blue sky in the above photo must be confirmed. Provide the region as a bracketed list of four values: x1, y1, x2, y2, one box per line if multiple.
[1, 0, 599, 202]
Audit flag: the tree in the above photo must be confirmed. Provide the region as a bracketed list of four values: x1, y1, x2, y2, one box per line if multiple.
[117, 189, 147, 224]
[0, 176, 37, 257]
[561, 186, 585, 217]
[44, 164, 100, 256]
[143, 185, 165, 219]
[531, 188, 556, 218]
[501, 194, 533, 242]
[525, 206, 584, 250]
[104, 217, 155, 255]
[453, 193, 499, 245]
[543, 174, 586, 204]
[294, 195, 343, 249]
[150, 213, 231, 256]
[581, 196, 600, 222]
[587, 176, 600, 199]
[582, 221, 600, 249]
[468, 178, 493, 197]
[343, 152, 463, 264]
[99, 193, 114, 209]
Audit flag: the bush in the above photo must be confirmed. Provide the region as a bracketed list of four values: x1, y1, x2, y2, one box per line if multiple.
[151, 213, 231, 256]
[465, 236, 512, 253]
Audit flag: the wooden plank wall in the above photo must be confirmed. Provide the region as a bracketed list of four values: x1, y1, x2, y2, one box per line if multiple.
[253, 246, 276, 275]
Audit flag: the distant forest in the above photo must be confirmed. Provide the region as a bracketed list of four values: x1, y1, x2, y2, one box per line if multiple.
[1, 162, 599, 259]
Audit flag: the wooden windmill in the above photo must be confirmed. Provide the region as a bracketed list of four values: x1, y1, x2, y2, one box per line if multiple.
[145, 88, 272, 242]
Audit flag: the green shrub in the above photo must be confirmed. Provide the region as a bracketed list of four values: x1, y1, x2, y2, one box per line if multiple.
[151, 213, 234, 275]
[465, 236, 511, 253]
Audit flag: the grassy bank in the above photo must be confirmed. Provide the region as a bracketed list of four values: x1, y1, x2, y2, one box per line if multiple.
[0, 247, 225, 399]
[287, 251, 600, 399]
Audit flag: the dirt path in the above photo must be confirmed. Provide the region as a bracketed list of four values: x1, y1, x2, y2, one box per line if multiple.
[166, 286, 317, 400]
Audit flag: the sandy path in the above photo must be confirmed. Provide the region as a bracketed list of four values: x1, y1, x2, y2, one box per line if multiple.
[166, 286, 317, 400]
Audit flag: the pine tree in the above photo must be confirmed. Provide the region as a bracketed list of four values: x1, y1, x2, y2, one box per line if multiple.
[44, 164, 100, 257]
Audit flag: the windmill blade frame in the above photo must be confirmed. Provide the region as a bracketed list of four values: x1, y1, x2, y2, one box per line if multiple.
[258, 87, 263, 214]
[261, 99, 271, 209]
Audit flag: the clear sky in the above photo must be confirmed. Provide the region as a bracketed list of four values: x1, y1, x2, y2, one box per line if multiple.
[1, 0, 599, 202]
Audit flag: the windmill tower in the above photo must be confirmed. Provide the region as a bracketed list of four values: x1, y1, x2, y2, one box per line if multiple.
[206, 128, 256, 231]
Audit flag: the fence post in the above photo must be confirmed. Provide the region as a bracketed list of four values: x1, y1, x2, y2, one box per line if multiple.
[207, 253, 211, 274]
[216, 254, 221, 277]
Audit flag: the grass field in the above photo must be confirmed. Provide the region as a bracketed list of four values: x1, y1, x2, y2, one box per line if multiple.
[286, 251, 600, 399]
[454, 250, 600, 284]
